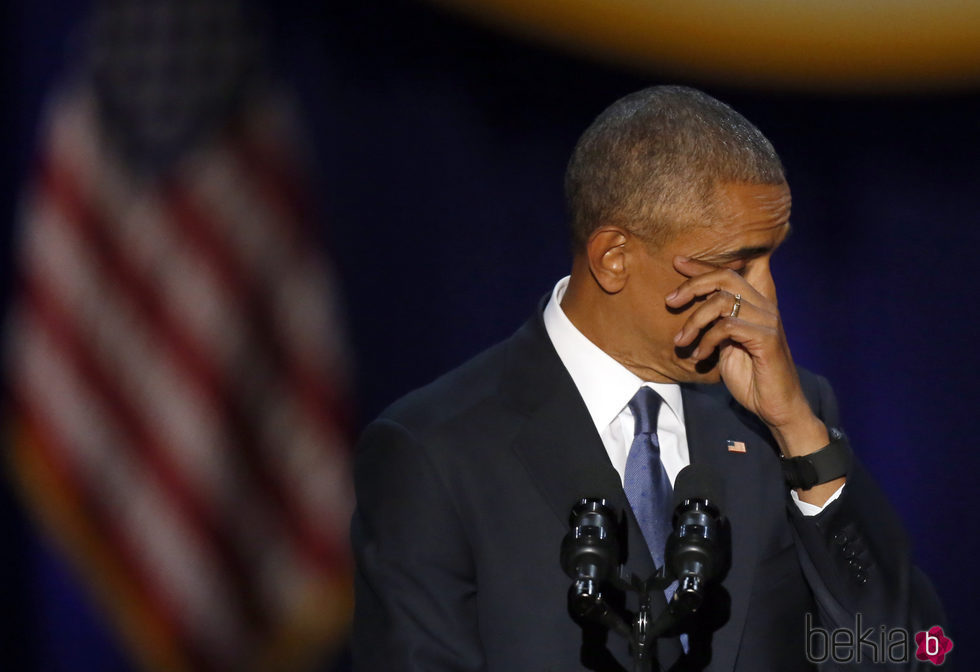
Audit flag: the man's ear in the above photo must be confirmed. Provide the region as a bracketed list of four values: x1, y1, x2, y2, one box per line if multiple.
[585, 226, 631, 294]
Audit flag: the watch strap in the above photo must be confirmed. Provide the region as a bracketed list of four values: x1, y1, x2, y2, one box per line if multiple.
[780, 427, 851, 490]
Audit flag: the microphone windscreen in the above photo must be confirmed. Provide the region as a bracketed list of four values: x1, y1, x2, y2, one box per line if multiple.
[672, 464, 725, 511]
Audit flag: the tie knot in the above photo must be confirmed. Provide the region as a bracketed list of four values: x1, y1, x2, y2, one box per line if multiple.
[628, 386, 663, 437]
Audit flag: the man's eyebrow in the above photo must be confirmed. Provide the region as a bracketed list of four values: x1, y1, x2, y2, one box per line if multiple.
[702, 245, 774, 263]
[700, 223, 793, 263]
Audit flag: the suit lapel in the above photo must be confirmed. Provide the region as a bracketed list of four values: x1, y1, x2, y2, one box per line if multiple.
[502, 309, 686, 668]
[682, 383, 767, 672]
[502, 311, 657, 583]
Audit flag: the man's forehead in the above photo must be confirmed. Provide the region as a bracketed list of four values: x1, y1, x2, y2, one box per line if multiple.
[679, 183, 792, 262]
[712, 181, 792, 221]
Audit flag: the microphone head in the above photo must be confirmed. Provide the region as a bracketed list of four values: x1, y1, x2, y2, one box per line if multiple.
[672, 464, 724, 511]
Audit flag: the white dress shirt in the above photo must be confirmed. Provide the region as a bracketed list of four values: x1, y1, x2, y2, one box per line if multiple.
[542, 276, 841, 516]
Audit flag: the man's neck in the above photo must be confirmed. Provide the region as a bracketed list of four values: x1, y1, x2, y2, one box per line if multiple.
[560, 268, 674, 384]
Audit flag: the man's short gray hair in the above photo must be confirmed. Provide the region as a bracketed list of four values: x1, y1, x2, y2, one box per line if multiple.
[564, 85, 786, 249]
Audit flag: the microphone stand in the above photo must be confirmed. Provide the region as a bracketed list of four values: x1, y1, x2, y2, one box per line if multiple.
[562, 493, 727, 672]
[567, 566, 684, 672]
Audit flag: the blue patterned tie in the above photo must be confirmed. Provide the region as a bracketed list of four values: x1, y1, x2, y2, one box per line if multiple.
[624, 386, 673, 570]
[625, 387, 689, 652]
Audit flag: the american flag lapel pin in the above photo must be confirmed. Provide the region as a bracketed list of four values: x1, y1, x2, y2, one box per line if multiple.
[727, 440, 747, 453]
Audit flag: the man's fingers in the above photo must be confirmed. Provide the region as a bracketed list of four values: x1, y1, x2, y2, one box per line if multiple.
[689, 316, 779, 360]
[666, 257, 768, 309]
[666, 255, 785, 362]
[673, 291, 776, 347]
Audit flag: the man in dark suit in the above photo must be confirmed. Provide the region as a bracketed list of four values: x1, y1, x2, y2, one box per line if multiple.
[351, 86, 946, 671]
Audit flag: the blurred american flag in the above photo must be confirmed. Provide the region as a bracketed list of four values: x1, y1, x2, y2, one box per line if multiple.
[5, 1, 353, 670]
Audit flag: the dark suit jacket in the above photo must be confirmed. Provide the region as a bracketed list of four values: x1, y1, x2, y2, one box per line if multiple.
[351, 305, 945, 671]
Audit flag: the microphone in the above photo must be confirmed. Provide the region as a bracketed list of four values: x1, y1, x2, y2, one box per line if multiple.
[560, 498, 619, 617]
[665, 464, 728, 615]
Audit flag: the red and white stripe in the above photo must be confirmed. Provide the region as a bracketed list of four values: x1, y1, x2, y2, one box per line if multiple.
[7, 87, 352, 670]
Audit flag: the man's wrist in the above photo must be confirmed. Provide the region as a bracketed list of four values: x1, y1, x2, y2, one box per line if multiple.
[770, 410, 829, 457]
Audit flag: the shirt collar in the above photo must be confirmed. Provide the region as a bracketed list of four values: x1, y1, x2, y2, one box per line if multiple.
[542, 276, 684, 433]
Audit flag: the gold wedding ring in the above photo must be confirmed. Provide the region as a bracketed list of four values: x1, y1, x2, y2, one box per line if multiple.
[730, 293, 742, 318]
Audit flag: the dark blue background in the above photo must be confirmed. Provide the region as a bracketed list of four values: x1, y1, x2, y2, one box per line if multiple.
[3, 0, 977, 669]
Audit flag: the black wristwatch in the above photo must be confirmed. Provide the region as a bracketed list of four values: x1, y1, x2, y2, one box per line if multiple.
[780, 426, 851, 490]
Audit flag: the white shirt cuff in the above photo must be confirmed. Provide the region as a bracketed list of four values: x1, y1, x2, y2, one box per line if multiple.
[790, 483, 845, 516]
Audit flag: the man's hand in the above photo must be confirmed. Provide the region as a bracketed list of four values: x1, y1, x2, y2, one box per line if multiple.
[665, 256, 843, 504]
[666, 257, 844, 506]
